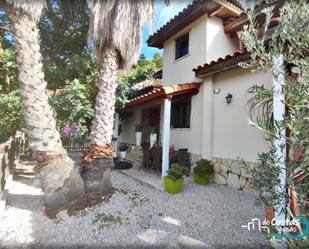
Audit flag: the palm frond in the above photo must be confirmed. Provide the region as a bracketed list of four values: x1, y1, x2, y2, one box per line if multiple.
[87, 0, 154, 69]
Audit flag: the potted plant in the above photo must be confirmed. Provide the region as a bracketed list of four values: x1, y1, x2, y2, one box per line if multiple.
[193, 159, 214, 185]
[149, 127, 157, 147]
[119, 144, 128, 158]
[135, 124, 143, 146]
[163, 163, 190, 194]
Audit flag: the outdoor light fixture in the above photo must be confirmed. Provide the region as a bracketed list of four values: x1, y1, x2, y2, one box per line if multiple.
[225, 93, 232, 104]
[213, 88, 220, 94]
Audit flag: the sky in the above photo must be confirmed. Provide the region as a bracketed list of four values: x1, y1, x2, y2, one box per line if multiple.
[141, 0, 192, 59]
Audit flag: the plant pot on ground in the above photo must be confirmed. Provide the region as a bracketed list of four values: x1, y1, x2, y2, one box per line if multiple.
[119, 144, 128, 158]
[135, 124, 143, 146]
[163, 163, 190, 194]
[149, 127, 158, 147]
[193, 159, 214, 185]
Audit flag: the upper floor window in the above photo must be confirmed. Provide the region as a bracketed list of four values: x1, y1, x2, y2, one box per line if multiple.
[175, 33, 189, 60]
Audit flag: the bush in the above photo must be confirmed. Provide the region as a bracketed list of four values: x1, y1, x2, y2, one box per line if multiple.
[119, 144, 128, 152]
[166, 163, 190, 181]
[193, 159, 215, 177]
[135, 124, 143, 132]
[49, 79, 94, 136]
[0, 90, 23, 143]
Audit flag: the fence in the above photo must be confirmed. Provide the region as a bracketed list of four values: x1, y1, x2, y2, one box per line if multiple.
[62, 137, 90, 151]
[0, 137, 20, 198]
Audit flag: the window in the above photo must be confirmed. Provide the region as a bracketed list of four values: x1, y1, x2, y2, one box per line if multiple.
[175, 33, 189, 60]
[170, 99, 191, 128]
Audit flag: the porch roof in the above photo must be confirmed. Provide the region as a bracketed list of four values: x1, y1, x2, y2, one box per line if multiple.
[192, 51, 250, 77]
[119, 83, 200, 112]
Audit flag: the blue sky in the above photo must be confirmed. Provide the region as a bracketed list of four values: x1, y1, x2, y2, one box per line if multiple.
[141, 0, 192, 58]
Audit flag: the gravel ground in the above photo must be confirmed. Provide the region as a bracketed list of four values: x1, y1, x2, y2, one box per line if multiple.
[0, 161, 271, 249]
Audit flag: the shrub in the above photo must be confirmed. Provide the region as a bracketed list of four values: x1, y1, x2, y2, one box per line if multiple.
[135, 124, 143, 132]
[193, 159, 215, 177]
[119, 144, 128, 152]
[166, 163, 190, 181]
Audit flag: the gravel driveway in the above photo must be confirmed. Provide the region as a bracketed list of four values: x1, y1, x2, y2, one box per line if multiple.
[0, 160, 271, 249]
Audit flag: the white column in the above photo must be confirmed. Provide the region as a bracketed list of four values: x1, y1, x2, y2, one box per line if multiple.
[162, 98, 171, 179]
[202, 77, 214, 159]
[273, 54, 286, 221]
[113, 113, 120, 152]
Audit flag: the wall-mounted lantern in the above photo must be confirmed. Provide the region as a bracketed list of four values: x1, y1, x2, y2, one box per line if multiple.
[225, 93, 232, 104]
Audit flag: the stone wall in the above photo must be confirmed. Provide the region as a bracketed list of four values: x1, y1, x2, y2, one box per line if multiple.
[212, 157, 258, 195]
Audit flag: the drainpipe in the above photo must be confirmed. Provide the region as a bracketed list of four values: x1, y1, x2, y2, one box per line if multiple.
[273, 54, 287, 221]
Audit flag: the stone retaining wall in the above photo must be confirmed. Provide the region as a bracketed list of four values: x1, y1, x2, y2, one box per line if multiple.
[212, 157, 258, 195]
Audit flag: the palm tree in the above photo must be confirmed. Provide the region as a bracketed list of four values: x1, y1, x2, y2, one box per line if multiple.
[81, 0, 154, 192]
[6, 0, 84, 210]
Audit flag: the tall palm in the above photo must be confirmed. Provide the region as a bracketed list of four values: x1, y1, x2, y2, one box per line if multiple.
[6, 0, 84, 210]
[82, 0, 154, 193]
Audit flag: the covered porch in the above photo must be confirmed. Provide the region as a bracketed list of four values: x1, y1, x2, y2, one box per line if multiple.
[115, 83, 200, 180]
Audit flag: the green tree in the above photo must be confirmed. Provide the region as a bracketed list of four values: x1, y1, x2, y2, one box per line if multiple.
[49, 79, 94, 136]
[82, 0, 155, 194]
[39, 0, 89, 91]
[6, 0, 84, 211]
[238, 0, 309, 216]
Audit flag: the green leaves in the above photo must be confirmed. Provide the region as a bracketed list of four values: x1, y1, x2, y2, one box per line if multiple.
[0, 90, 23, 142]
[49, 79, 94, 136]
[240, 1, 309, 214]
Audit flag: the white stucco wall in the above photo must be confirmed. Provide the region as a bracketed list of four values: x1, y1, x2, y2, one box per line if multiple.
[119, 109, 141, 145]
[162, 15, 207, 84]
[211, 68, 272, 162]
[206, 17, 238, 62]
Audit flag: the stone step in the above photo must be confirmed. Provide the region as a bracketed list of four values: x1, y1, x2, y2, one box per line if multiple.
[128, 151, 143, 157]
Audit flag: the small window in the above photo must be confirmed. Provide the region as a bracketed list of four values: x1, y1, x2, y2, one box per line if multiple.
[175, 33, 189, 60]
[170, 99, 191, 128]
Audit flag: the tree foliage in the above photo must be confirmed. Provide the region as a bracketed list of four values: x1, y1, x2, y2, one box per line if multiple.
[238, 0, 309, 215]
[116, 53, 162, 108]
[49, 79, 94, 137]
[0, 89, 23, 142]
[39, 0, 89, 90]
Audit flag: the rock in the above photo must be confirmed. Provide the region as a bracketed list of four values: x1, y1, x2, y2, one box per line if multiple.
[214, 173, 227, 185]
[239, 176, 247, 188]
[220, 169, 227, 178]
[230, 161, 241, 175]
[227, 173, 240, 189]
[240, 168, 251, 178]
[221, 165, 229, 173]
[214, 163, 221, 173]
[243, 182, 259, 195]
[81, 158, 113, 193]
[39, 158, 85, 210]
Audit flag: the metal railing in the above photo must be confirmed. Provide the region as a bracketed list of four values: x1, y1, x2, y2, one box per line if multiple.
[62, 137, 90, 151]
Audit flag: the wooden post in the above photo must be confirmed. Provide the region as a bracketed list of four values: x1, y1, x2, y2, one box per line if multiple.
[273, 54, 286, 222]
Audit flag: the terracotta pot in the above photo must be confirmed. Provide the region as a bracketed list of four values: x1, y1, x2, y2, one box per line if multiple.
[265, 206, 275, 222]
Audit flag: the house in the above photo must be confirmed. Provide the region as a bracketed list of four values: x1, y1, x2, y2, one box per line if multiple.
[116, 0, 282, 193]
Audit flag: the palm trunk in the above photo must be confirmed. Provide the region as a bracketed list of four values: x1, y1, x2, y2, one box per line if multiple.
[90, 47, 119, 145]
[81, 47, 119, 193]
[8, 5, 84, 211]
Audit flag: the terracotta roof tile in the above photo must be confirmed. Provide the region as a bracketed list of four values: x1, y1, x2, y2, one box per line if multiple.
[193, 51, 250, 76]
[123, 83, 200, 110]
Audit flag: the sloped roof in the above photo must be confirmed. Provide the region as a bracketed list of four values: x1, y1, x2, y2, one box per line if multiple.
[147, 0, 242, 48]
[121, 83, 200, 111]
[193, 51, 250, 77]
